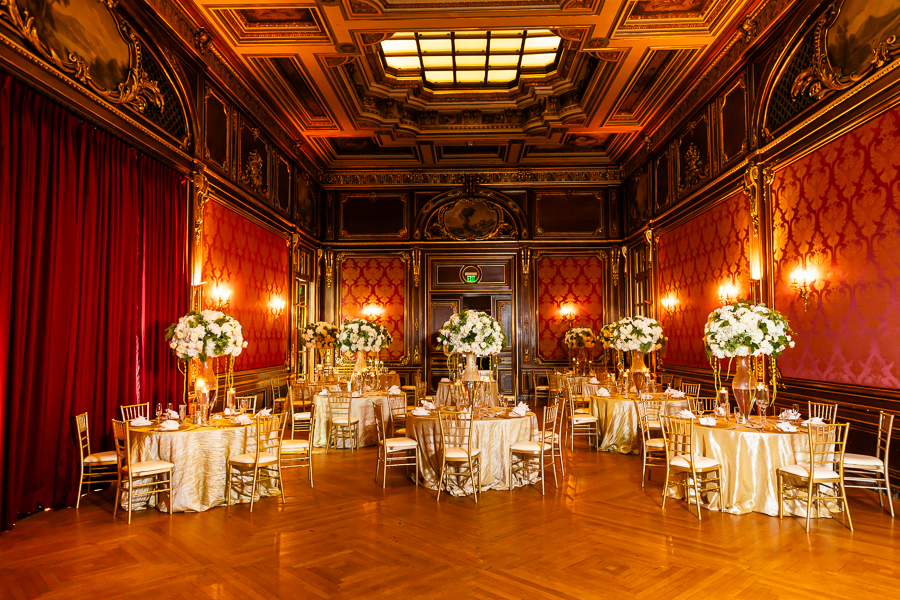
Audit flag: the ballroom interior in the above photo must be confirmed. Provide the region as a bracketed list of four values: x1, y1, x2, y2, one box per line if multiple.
[2, 0, 900, 597]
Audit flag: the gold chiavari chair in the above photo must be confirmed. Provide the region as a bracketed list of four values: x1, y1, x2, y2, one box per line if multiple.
[690, 397, 719, 415]
[74, 413, 118, 508]
[634, 400, 666, 488]
[289, 383, 313, 438]
[671, 376, 683, 390]
[843, 411, 894, 517]
[387, 394, 408, 436]
[566, 377, 591, 414]
[777, 422, 852, 531]
[509, 403, 558, 495]
[400, 370, 421, 406]
[281, 402, 315, 488]
[119, 403, 150, 421]
[808, 400, 838, 423]
[566, 385, 599, 451]
[548, 372, 564, 403]
[659, 374, 674, 387]
[235, 395, 258, 414]
[111, 420, 174, 524]
[378, 372, 401, 390]
[327, 392, 359, 452]
[681, 382, 701, 397]
[373, 402, 419, 489]
[226, 414, 286, 511]
[437, 409, 482, 502]
[414, 380, 428, 409]
[531, 370, 551, 407]
[660, 416, 724, 520]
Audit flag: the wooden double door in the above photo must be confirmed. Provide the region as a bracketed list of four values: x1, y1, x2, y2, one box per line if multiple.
[426, 293, 515, 396]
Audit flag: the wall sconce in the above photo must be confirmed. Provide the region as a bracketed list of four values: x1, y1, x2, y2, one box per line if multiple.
[269, 297, 286, 319]
[559, 303, 577, 326]
[361, 304, 384, 322]
[660, 296, 679, 315]
[790, 265, 816, 311]
[208, 282, 231, 312]
[718, 280, 739, 305]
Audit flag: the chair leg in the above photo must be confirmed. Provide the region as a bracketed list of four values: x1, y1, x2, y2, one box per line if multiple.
[777, 472, 784, 519]
[309, 452, 314, 488]
[840, 482, 853, 532]
[508, 450, 513, 493]
[382, 450, 388, 489]
[225, 463, 232, 506]
[661, 467, 670, 510]
[805, 479, 815, 532]
[76, 466, 85, 509]
[691, 471, 702, 521]
[127, 477, 133, 525]
[540, 452, 545, 496]
[436, 459, 444, 502]
[250, 467, 260, 512]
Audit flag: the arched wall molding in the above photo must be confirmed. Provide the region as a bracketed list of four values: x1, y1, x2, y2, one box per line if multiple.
[413, 186, 529, 241]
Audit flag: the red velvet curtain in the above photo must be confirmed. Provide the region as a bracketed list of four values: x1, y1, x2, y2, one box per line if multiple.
[0, 74, 187, 530]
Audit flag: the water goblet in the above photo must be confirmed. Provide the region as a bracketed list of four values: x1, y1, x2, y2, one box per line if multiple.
[756, 387, 770, 423]
[155, 403, 162, 421]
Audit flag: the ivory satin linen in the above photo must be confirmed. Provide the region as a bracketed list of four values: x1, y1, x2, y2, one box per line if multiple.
[406, 411, 538, 495]
[434, 381, 500, 407]
[311, 393, 392, 448]
[590, 393, 689, 454]
[129, 423, 277, 512]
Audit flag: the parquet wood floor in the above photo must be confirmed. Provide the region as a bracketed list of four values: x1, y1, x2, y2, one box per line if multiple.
[1, 444, 897, 600]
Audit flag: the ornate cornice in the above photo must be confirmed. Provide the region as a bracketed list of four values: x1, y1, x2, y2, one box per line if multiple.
[319, 167, 622, 187]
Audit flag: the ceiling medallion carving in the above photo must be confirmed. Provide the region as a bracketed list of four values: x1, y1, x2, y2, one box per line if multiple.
[425, 198, 517, 241]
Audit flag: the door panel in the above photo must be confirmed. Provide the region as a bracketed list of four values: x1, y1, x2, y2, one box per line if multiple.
[427, 298, 459, 392]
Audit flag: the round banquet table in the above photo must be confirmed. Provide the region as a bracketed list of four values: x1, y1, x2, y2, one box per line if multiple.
[689, 419, 837, 517]
[405, 408, 538, 495]
[128, 419, 277, 512]
[590, 393, 689, 454]
[312, 392, 392, 448]
[434, 381, 500, 407]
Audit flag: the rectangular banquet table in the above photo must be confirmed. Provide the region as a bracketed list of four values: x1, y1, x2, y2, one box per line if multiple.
[405, 407, 538, 495]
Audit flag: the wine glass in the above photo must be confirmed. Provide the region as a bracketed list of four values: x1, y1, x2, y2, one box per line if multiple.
[166, 403, 173, 419]
[756, 387, 770, 423]
[155, 402, 162, 421]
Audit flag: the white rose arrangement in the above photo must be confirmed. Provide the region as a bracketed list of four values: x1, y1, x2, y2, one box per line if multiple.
[612, 316, 667, 354]
[301, 321, 339, 349]
[166, 309, 244, 362]
[436, 309, 506, 356]
[338, 318, 393, 354]
[703, 301, 795, 359]
[564, 327, 597, 349]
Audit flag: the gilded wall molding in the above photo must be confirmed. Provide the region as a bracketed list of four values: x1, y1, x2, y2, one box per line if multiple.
[319, 167, 622, 188]
[192, 171, 210, 244]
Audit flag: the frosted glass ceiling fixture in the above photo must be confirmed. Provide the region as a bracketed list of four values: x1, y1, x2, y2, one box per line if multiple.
[380, 30, 562, 87]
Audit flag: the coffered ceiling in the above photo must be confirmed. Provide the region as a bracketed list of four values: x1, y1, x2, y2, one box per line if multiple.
[184, 0, 762, 171]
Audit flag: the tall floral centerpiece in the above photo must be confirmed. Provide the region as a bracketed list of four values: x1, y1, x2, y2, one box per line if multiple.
[704, 301, 795, 417]
[166, 309, 245, 408]
[564, 327, 596, 376]
[612, 316, 666, 394]
[302, 321, 339, 372]
[436, 309, 506, 382]
[599, 322, 618, 371]
[338, 318, 393, 378]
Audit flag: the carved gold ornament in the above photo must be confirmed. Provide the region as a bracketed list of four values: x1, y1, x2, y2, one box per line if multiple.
[0, 0, 164, 113]
[241, 150, 265, 192]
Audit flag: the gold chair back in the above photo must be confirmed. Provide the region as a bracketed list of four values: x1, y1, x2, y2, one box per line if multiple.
[634, 400, 657, 445]
[387, 394, 407, 430]
[807, 422, 849, 475]
[329, 393, 352, 422]
[120, 403, 149, 421]
[373, 401, 389, 445]
[690, 397, 718, 414]
[682, 383, 701, 397]
[75, 413, 92, 461]
[438, 409, 476, 456]
[808, 401, 838, 423]
[659, 415, 694, 459]
[256, 414, 284, 460]
[235, 395, 258, 413]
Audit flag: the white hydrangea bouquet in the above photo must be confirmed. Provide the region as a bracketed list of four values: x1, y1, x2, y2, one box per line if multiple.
[703, 301, 794, 359]
[436, 309, 506, 356]
[301, 321, 339, 349]
[564, 327, 596, 349]
[338, 318, 393, 353]
[613, 316, 667, 353]
[166, 309, 244, 361]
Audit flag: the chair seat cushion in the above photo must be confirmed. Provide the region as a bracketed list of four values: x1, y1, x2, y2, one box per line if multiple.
[399, 386, 416, 391]
[332, 418, 359, 425]
[574, 408, 590, 414]
[510, 440, 552, 453]
[125, 460, 174, 474]
[534, 386, 550, 391]
[671, 454, 719, 470]
[573, 414, 598, 424]
[282, 439, 310, 453]
[778, 464, 840, 480]
[648, 421, 662, 429]
[393, 428, 407, 436]
[293, 412, 311, 420]
[444, 446, 481, 460]
[843, 453, 884, 468]
[84, 450, 118, 464]
[229, 452, 278, 466]
[385, 436, 418, 450]
[645, 438, 665, 449]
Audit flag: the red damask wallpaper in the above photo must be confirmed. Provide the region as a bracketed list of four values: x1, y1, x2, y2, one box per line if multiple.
[339, 257, 406, 361]
[203, 200, 288, 370]
[537, 255, 604, 360]
[772, 105, 900, 388]
[657, 191, 751, 368]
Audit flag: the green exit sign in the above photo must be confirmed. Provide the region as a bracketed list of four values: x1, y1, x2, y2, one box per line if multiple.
[465, 274, 478, 283]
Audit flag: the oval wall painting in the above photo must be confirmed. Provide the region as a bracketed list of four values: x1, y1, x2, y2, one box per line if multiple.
[442, 199, 500, 240]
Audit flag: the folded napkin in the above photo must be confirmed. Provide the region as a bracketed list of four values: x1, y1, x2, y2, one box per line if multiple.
[422, 400, 436, 410]
[351, 391, 361, 398]
[587, 377, 598, 384]
[776, 421, 798, 432]
[714, 405, 727, 417]
[411, 407, 430, 416]
[440, 377, 450, 383]
[596, 387, 611, 397]
[459, 409, 472, 420]
[510, 402, 529, 417]
[130, 417, 152, 427]
[166, 409, 179, 419]
[236, 414, 253, 425]
[224, 407, 236, 416]
[159, 419, 180, 431]
[780, 409, 801, 420]
[388, 385, 402, 395]
[676, 409, 696, 419]
[666, 389, 686, 398]
[329, 385, 341, 392]
[319, 389, 329, 396]
[699, 416, 717, 426]
[256, 408, 272, 417]
[802, 416, 825, 426]
[630, 387, 638, 393]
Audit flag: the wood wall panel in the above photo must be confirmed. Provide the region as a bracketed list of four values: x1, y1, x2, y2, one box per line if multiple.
[534, 190, 605, 237]
[339, 193, 407, 238]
